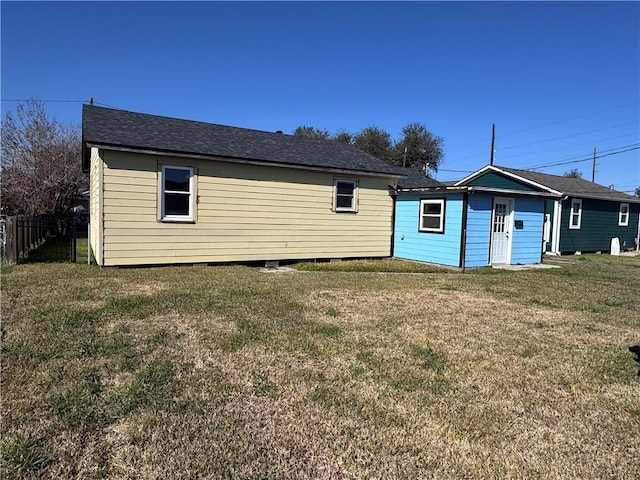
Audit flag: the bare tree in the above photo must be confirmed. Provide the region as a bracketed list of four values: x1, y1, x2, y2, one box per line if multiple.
[563, 168, 582, 178]
[1, 100, 85, 215]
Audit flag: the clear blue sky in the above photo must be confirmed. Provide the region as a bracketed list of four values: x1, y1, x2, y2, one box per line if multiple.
[2, 1, 639, 192]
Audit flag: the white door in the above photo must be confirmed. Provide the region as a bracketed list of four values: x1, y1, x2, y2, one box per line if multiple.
[491, 198, 513, 264]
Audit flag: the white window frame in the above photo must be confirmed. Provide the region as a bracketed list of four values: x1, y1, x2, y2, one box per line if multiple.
[418, 198, 445, 233]
[334, 179, 358, 213]
[619, 203, 629, 227]
[569, 198, 582, 230]
[160, 165, 196, 222]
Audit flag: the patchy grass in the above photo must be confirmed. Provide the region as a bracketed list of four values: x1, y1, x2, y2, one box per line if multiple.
[293, 258, 454, 273]
[1, 255, 639, 479]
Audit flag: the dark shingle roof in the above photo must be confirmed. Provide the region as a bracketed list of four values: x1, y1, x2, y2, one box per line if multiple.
[498, 166, 639, 202]
[396, 167, 443, 189]
[82, 105, 405, 177]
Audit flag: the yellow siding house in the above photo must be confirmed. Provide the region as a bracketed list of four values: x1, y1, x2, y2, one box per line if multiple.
[82, 105, 404, 267]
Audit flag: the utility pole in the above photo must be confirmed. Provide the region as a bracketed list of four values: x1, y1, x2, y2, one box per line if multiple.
[490, 124, 495, 166]
[592, 146, 596, 182]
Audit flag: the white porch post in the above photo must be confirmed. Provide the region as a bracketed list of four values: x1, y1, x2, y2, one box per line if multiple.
[551, 200, 562, 255]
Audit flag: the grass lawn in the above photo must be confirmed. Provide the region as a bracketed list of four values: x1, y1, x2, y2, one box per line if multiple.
[1, 255, 639, 479]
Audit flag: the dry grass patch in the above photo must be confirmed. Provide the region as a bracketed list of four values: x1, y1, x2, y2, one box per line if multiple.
[1, 256, 638, 479]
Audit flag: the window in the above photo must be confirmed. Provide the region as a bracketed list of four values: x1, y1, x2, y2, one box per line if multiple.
[619, 203, 629, 226]
[161, 165, 195, 221]
[419, 198, 445, 233]
[568, 198, 582, 230]
[334, 179, 358, 212]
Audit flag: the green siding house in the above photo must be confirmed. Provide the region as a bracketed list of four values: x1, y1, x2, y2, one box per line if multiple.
[461, 166, 640, 254]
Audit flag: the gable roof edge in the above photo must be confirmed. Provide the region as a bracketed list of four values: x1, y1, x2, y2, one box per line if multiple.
[491, 166, 563, 195]
[455, 165, 562, 195]
[453, 165, 496, 186]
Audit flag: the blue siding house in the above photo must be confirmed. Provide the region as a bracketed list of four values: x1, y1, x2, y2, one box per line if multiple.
[392, 166, 560, 268]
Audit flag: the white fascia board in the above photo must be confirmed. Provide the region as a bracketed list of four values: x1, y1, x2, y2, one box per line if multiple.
[488, 166, 563, 195]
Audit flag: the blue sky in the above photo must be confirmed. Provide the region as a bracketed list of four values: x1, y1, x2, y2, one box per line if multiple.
[2, 1, 639, 192]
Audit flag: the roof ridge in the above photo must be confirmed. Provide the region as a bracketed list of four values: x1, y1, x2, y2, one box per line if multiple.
[83, 104, 296, 137]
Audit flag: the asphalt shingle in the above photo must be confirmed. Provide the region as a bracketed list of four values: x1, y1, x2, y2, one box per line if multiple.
[82, 105, 405, 177]
[498, 166, 638, 202]
[396, 167, 443, 189]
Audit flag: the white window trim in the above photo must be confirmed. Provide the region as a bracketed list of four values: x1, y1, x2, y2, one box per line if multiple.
[569, 198, 582, 230]
[334, 179, 358, 213]
[619, 203, 629, 227]
[160, 165, 196, 222]
[418, 198, 445, 233]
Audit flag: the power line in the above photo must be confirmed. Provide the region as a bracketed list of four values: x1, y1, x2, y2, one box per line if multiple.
[445, 122, 640, 167]
[1, 98, 121, 109]
[445, 102, 640, 166]
[526, 144, 639, 169]
[525, 145, 640, 170]
[496, 121, 639, 152]
[445, 100, 640, 156]
[438, 168, 475, 173]
[498, 100, 640, 139]
[434, 140, 639, 178]
[524, 143, 640, 168]
[1, 99, 87, 103]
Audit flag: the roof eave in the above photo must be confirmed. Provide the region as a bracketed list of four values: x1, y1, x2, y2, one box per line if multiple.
[396, 185, 561, 198]
[561, 192, 640, 203]
[468, 186, 562, 198]
[395, 186, 466, 193]
[85, 142, 405, 179]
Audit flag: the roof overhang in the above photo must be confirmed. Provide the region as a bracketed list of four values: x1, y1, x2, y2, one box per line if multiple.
[84, 142, 406, 180]
[467, 186, 561, 198]
[560, 192, 640, 203]
[394, 184, 561, 198]
[395, 185, 467, 194]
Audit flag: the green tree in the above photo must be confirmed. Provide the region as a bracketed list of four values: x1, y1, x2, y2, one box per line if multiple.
[635, 186, 640, 197]
[393, 122, 444, 173]
[1, 100, 86, 215]
[291, 122, 445, 173]
[331, 129, 354, 144]
[353, 126, 393, 163]
[293, 126, 331, 140]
